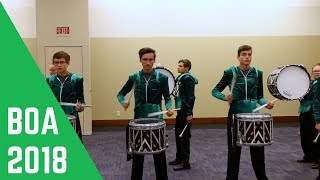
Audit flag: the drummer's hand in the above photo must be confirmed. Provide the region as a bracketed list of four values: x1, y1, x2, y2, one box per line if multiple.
[166, 109, 173, 117]
[316, 123, 320, 132]
[186, 115, 193, 123]
[123, 102, 130, 110]
[266, 100, 274, 109]
[75, 102, 84, 112]
[226, 94, 232, 104]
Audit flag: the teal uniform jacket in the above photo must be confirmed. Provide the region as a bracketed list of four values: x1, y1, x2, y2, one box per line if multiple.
[117, 69, 172, 119]
[313, 77, 320, 123]
[212, 66, 267, 113]
[46, 73, 85, 117]
[174, 73, 198, 115]
[299, 80, 317, 114]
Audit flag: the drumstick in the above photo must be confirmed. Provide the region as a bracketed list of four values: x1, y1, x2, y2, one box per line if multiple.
[313, 133, 320, 143]
[60, 102, 92, 107]
[147, 108, 180, 117]
[252, 99, 278, 113]
[179, 123, 189, 138]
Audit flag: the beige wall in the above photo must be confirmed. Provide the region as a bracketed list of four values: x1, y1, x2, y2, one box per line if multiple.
[91, 36, 320, 120]
[23, 36, 320, 120]
[22, 38, 37, 60]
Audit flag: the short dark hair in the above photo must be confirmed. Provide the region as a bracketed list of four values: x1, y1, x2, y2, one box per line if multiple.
[237, 45, 252, 56]
[52, 51, 70, 64]
[178, 59, 192, 71]
[138, 47, 156, 59]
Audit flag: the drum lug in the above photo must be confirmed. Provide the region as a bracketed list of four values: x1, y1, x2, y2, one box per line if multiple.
[128, 141, 134, 154]
[166, 135, 169, 148]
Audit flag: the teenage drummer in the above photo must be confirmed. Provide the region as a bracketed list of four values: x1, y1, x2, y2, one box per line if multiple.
[297, 63, 320, 169]
[46, 51, 85, 141]
[211, 45, 274, 180]
[169, 59, 198, 171]
[117, 47, 173, 180]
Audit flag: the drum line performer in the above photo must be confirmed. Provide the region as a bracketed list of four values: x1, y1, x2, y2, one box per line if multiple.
[46, 51, 85, 141]
[117, 47, 173, 180]
[211, 45, 274, 180]
[169, 59, 198, 171]
[311, 64, 320, 180]
[297, 63, 320, 169]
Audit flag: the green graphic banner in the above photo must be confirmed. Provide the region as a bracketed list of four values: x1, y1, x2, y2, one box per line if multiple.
[0, 3, 101, 179]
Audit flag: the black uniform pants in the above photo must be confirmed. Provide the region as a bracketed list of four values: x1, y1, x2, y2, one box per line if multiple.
[131, 152, 168, 180]
[299, 109, 320, 162]
[174, 110, 191, 163]
[75, 114, 82, 141]
[227, 107, 268, 180]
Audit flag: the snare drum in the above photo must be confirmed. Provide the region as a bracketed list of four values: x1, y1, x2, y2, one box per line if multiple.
[267, 64, 311, 100]
[236, 113, 273, 146]
[155, 66, 176, 95]
[67, 115, 76, 131]
[128, 118, 167, 155]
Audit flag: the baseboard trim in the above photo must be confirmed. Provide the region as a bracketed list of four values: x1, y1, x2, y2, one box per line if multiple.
[92, 116, 298, 127]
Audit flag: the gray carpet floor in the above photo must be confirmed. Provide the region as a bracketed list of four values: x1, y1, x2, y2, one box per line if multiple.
[83, 123, 318, 180]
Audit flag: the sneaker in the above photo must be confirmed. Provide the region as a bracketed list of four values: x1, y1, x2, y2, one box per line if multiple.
[169, 159, 181, 166]
[173, 162, 191, 171]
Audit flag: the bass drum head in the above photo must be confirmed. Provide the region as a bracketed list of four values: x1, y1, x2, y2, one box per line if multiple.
[276, 65, 310, 100]
[154, 67, 176, 95]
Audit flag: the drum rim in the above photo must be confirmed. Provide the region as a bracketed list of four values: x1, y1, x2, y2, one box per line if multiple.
[129, 118, 166, 129]
[154, 67, 176, 95]
[235, 113, 272, 118]
[267, 64, 311, 100]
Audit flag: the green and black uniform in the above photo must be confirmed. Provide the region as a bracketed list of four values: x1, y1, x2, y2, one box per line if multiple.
[173, 72, 198, 166]
[117, 69, 172, 180]
[299, 79, 319, 163]
[212, 66, 268, 180]
[46, 73, 85, 141]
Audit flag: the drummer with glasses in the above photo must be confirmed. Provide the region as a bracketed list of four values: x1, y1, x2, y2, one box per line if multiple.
[311, 64, 320, 180]
[211, 45, 274, 180]
[46, 51, 85, 141]
[117, 47, 173, 180]
[297, 64, 320, 169]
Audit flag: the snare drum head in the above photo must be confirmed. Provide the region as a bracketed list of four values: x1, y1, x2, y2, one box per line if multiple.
[154, 67, 176, 94]
[131, 118, 164, 124]
[276, 65, 310, 100]
[236, 113, 272, 119]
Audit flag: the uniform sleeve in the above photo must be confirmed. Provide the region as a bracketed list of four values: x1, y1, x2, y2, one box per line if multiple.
[184, 76, 196, 115]
[314, 78, 320, 123]
[257, 70, 267, 105]
[76, 77, 85, 104]
[117, 75, 135, 106]
[161, 76, 172, 110]
[211, 70, 231, 101]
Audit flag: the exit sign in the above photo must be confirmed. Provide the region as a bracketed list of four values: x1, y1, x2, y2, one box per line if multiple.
[56, 27, 70, 36]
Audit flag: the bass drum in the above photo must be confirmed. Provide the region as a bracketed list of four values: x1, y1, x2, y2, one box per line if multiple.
[154, 66, 176, 95]
[267, 64, 311, 100]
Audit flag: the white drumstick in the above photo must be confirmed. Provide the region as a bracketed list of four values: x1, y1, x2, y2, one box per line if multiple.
[313, 133, 320, 143]
[60, 102, 92, 107]
[147, 108, 180, 117]
[179, 123, 189, 138]
[252, 99, 278, 113]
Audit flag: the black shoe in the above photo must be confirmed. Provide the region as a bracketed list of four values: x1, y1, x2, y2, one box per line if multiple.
[297, 159, 314, 163]
[312, 163, 320, 169]
[173, 163, 191, 171]
[169, 159, 181, 166]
